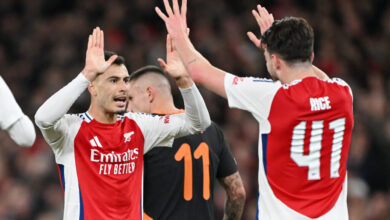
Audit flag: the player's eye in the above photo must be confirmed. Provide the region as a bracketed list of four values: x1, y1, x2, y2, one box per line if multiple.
[110, 79, 118, 83]
[124, 77, 130, 83]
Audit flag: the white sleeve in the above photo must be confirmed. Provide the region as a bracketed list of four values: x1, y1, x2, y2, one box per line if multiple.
[224, 73, 282, 120]
[7, 115, 36, 147]
[35, 73, 90, 148]
[129, 84, 211, 153]
[0, 76, 24, 129]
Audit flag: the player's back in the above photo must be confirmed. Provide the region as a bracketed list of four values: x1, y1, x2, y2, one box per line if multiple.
[261, 77, 353, 219]
[143, 122, 237, 220]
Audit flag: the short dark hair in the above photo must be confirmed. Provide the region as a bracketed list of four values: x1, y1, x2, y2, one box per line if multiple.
[129, 65, 167, 81]
[104, 51, 126, 66]
[261, 17, 314, 63]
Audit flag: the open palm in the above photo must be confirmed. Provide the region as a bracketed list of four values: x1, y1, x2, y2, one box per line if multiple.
[82, 27, 117, 81]
[155, 0, 188, 40]
[247, 4, 274, 48]
[158, 34, 187, 79]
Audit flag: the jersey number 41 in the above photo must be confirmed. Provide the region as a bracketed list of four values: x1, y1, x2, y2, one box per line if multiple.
[290, 118, 346, 180]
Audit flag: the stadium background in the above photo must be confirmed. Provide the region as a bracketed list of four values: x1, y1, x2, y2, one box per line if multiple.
[0, 0, 389, 219]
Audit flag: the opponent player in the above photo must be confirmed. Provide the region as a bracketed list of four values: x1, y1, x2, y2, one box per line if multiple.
[34, 27, 210, 220]
[156, 1, 353, 219]
[128, 62, 245, 219]
[0, 75, 35, 147]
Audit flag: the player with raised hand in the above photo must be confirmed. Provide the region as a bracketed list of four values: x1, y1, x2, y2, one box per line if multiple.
[0, 76, 36, 147]
[35, 27, 210, 220]
[156, 1, 353, 219]
[128, 34, 245, 220]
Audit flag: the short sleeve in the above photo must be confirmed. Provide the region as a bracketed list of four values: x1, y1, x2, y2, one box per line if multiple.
[224, 73, 282, 120]
[213, 124, 237, 178]
[0, 76, 24, 129]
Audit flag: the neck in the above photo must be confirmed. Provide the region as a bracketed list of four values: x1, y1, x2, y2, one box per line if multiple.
[280, 62, 317, 84]
[151, 98, 180, 115]
[88, 105, 117, 124]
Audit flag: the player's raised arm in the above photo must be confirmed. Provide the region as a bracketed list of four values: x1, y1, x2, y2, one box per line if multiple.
[158, 33, 210, 132]
[131, 35, 211, 151]
[156, 0, 227, 98]
[35, 27, 117, 128]
[0, 76, 36, 147]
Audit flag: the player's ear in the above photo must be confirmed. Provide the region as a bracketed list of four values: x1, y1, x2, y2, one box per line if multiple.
[311, 53, 314, 63]
[88, 83, 97, 97]
[271, 54, 281, 70]
[146, 86, 155, 103]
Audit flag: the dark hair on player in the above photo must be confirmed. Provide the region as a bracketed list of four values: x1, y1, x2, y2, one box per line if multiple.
[104, 51, 126, 66]
[261, 17, 314, 63]
[129, 65, 167, 82]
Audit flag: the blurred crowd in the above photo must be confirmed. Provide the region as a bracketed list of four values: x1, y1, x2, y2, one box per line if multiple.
[0, 0, 389, 219]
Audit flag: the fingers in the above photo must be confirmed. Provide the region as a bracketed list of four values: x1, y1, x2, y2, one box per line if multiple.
[90, 27, 104, 48]
[101, 29, 104, 49]
[247, 32, 261, 48]
[256, 4, 274, 30]
[181, 0, 187, 20]
[92, 28, 97, 47]
[157, 58, 167, 72]
[252, 4, 274, 35]
[96, 28, 101, 48]
[88, 35, 92, 49]
[173, 0, 180, 15]
[155, 7, 168, 21]
[252, 9, 262, 28]
[166, 34, 173, 53]
[163, 0, 174, 16]
[258, 4, 273, 27]
[106, 55, 118, 65]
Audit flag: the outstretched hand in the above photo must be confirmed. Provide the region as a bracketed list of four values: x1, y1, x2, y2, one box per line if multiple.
[155, 0, 188, 40]
[82, 27, 118, 82]
[247, 4, 274, 48]
[158, 33, 188, 79]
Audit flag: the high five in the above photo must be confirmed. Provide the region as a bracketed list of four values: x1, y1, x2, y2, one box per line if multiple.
[156, 0, 354, 219]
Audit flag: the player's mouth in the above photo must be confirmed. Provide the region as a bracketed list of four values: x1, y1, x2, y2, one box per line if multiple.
[113, 96, 127, 107]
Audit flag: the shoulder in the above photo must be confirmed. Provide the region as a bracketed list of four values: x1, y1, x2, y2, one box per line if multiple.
[226, 73, 281, 87]
[326, 78, 353, 98]
[123, 112, 167, 127]
[205, 121, 223, 134]
[69, 112, 92, 123]
[124, 112, 160, 121]
[327, 78, 351, 87]
[203, 121, 227, 146]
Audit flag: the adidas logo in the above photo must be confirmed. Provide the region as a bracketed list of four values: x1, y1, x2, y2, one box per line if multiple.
[90, 136, 103, 148]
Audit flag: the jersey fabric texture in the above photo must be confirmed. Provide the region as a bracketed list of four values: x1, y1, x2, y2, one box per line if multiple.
[224, 73, 353, 220]
[143, 121, 237, 220]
